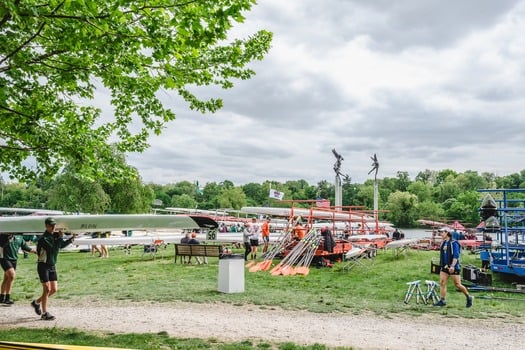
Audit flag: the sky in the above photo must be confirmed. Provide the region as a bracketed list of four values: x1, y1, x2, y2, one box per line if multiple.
[126, 0, 525, 186]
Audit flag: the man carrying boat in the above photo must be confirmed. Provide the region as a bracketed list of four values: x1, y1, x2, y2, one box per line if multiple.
[31, 217, 75, 320]
[0, 233, 36, 305]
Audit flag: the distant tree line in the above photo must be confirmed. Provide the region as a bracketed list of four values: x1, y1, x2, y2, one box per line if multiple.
[2, 168, 525, 228]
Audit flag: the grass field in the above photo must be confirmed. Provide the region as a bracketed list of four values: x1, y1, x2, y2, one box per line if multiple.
[2, 243, 524, 349]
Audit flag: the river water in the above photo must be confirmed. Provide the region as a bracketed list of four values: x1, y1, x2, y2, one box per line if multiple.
[398, 228, 434, 239]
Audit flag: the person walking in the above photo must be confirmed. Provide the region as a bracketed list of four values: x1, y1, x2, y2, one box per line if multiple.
[434, 230, 473, 308]
[31, 217, 75, 320]
[0, 234, 36, 305]
[261, 217, 271, 253]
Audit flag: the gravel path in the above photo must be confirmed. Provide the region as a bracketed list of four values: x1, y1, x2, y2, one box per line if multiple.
[1, 300, 524, 349]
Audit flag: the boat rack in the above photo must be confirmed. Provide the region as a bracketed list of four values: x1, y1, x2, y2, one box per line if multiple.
[478, 189, 525, 277]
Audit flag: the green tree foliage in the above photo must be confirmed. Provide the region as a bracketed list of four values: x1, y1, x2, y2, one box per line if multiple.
[415, 200, 446, 223]
[407, 181, 432, 202]
[445, 191, 480, 226]
[7, 168, 525, 228]
[356, 184, 374, 210]
[201, 182, 221, 209]
[47, 171, 110, 213]
[0, 0, 272, 181]
[217, 186, 246, 210]
[103, 172, 154, 213]
[242, 182, 266, 206]
[385, 191, 419, 227]
[171, 193, 196, 209]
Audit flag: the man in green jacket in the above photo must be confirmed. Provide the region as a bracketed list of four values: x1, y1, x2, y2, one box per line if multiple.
[0, 234, 36, 305]
[31, 217, 74, 321]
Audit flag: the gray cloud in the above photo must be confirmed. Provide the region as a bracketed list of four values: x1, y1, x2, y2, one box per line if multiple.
[126, 0, 525, 186]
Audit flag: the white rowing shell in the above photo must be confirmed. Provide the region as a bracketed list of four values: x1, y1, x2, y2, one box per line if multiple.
[0, 214, 204, 234]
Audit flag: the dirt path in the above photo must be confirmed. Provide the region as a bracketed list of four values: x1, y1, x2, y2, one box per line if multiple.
[1, 301, 524, 349]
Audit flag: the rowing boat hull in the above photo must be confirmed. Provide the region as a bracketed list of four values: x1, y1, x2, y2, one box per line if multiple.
[0, 214, 215, 234]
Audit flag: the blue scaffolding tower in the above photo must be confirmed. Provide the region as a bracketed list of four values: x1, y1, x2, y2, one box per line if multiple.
[478, 189, 525, 278]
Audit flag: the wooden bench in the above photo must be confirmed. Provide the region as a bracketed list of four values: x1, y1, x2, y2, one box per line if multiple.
[174, 243, 223, 264]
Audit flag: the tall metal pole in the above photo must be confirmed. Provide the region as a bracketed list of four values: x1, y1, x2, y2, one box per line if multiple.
[368, 154, 380, 224]
[335, 175, 342, 208]
[332, 149, 345, 208]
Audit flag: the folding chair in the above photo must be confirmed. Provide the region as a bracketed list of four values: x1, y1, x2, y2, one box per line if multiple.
[141, 239, 165, 259]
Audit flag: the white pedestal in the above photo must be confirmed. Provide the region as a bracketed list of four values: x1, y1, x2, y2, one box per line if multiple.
[218, 257, 245, 293]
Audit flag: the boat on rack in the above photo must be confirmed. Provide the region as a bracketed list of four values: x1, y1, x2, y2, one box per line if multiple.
[242, 200, 392, 264]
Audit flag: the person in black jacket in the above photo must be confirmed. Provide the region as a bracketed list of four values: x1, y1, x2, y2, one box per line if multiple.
[31, 217, 74, 320]
[321, 227, 336, 253]
[1, 234, 36, 305]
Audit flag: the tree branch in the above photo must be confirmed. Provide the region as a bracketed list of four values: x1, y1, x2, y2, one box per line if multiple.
[0, 1, 65, 66]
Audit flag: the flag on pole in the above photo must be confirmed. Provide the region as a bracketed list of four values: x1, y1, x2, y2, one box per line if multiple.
[269, 189, 284, 200]
[316, 198, 330, 208]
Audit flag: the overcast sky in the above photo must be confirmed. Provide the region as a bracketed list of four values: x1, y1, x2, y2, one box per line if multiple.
[126, 0, 525, 186]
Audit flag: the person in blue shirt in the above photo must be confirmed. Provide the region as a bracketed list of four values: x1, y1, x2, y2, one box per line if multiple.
[434, 230, 473, 308]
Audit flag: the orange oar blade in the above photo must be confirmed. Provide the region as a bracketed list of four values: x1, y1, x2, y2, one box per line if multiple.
[245, 261, 255, 268]
[280, 265, 292, 276]
[270, 263, 282, 274]
[270, 265, 282, 275]
[260, 260, 272, 271]
[249, 262, 263, 273]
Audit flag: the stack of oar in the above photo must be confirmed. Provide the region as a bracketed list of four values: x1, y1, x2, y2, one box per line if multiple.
[293, 236, 321, 276]
[270, 229, 319, 276]
[247, 217, 299, 272]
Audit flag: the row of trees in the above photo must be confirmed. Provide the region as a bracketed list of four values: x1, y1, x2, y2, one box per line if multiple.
[2, 168, 525, 228]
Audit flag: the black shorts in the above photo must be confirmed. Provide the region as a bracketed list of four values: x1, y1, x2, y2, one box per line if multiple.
[250, 239, 259, 247]
[440, 266, 460, 275]
[0, 259, 16, 271]
[262, 236, 270, 243]
[37, 262, 58, 283]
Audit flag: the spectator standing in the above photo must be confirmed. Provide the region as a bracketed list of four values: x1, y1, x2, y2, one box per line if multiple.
[261, 217, 271, 253]
[242, 223, 252, 261]
[248, 218, 260, 260]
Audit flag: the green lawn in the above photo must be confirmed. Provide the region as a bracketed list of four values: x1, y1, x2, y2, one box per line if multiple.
[3, 244, 524, 349]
